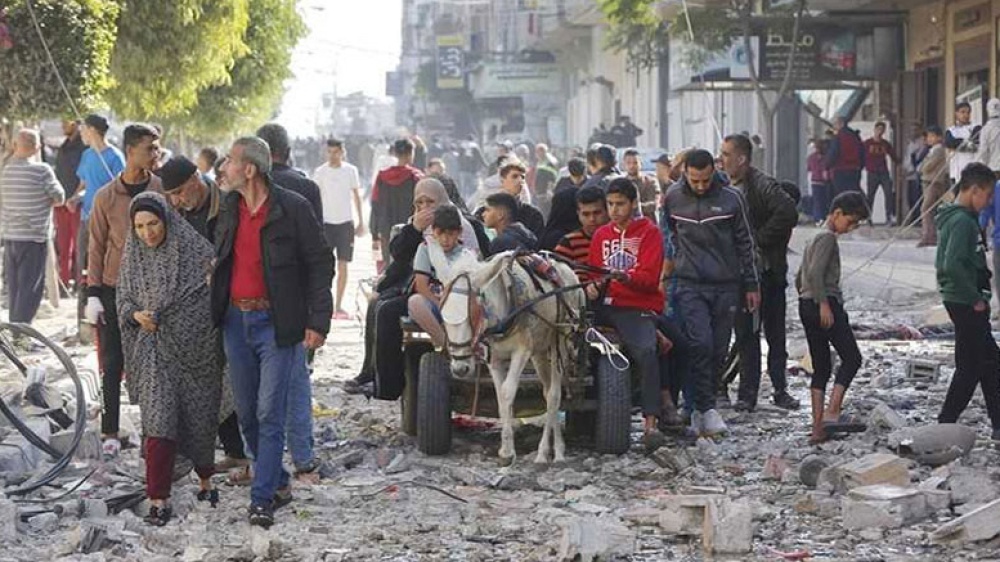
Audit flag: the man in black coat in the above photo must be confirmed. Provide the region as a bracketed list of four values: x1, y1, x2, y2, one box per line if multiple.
[719, 134, 800, 412]
[256, 123, 324, 223]
[212, 137, 333, 528]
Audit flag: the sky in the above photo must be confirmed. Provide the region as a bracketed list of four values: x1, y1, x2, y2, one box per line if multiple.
[277, 0, 403, 138]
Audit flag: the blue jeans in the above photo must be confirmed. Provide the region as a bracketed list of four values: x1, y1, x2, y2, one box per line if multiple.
[285, 355, 313, 471]
[223, 307, 302, 505]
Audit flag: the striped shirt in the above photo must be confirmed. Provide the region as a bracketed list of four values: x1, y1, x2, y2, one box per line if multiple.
[0, 157, 64, 242]
[554, 229, 593, 281]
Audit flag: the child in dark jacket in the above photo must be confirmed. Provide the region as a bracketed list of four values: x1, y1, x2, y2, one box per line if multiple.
[796, 191, 868, 444]
[588, 177, 665, 449]
[935, 163, 1000, 441]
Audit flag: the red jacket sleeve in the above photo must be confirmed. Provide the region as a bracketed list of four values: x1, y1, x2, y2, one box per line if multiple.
[624, 226, 664, 293]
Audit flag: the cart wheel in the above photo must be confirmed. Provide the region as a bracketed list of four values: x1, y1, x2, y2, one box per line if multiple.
[401, 342, 433, 436]
[417, 351, 452, 455]
[595, 354, 631, 455]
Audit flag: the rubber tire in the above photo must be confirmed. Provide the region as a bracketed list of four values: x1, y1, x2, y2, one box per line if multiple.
[401, 342, 433, 436]
[594, 354, 631, 455]
[417, 351, 452, 455]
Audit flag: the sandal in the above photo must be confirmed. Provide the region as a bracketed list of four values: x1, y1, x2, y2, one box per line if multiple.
[144, 505, 172, 527]
[226, 465, 253, 487]
[197, 488, 220, 508]
[822, 413, 867, 434]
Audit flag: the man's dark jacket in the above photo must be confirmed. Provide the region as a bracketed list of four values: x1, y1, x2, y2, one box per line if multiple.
[271, 163, 323, 224]
[371, 165, 423, 244]
[178, 179, 222, 243]
[377, 214, 490, 293]
[212, 184, 334, 347]
[580, 167, 621, 192]
[734, 167, 798, 276]
[661, 175, 759, 290]
[490, 222, 538, 254]
[56, 132, 86, 198]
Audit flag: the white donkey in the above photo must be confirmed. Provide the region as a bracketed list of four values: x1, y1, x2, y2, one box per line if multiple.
[438, 251, 584, 465]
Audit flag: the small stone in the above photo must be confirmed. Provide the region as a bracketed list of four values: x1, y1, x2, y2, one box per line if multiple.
[181, 546, 211, 562]
[558, 516, 635, 561]
[859, 528, 884, 541]
[799, 455, 829, 488]
[652, 448, 694, 473]
[868, 401, 907, 431]
[761, 454, 788, 481]
[27, 512, 59, 534]
[384, 452, 411, 474]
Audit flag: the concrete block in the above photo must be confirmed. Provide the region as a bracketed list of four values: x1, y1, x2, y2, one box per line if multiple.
[761, 454, 788, 481]
[947, 466, 1000, 506]
[658, 495, 717, 535]
[906, 359, 940, 383]
[868, 401, 907, 431]
[836, 453, 911, 490]
[841, 485, 929, 530]
[888, 424, 976, 467]
[931, 497, 1000, 544]
[558, 517, 635, 562]
[703, 499, 754, 554]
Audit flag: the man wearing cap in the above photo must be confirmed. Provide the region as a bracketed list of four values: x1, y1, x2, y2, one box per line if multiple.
[212, 136, 333, 528]
[84, 123, 162, 458]
[160, 156, 222, 240]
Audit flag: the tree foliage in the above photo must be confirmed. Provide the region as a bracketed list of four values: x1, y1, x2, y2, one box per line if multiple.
[598, 0, 670, 71]
[172, 0, 305, 141]
[106, 0, 250, 120]
[0, 0, 119, 121]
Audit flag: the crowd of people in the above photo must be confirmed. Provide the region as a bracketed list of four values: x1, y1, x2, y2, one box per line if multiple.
[3, 104, 1000, 531]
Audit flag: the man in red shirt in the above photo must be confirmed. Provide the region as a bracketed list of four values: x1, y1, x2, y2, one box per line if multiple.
[588, 177, 665, 449]
[863, 121, 899, 224]
[212, 137, 333, 528]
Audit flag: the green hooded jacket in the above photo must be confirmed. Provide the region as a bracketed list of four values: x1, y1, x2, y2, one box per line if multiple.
[935, 203, 991, 306]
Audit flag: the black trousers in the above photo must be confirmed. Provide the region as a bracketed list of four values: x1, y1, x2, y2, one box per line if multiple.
[3, 240, 47, 324]
[596, 306, 661, 417]
[361, 291, 409, 400]
[799, 298, 862, 392]
[97, 286, 125, 436]
[939, 302, 1000, 430]
[218, 411, 246, 459]
[655, 313, 688, 406]
[676, 285, 738, 412]
[736, 271, 789, 404]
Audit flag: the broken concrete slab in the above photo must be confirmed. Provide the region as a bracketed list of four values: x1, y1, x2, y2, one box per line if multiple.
[27, 512, 58, 534]
[703, 499, 754, 554]
[841, 485, 929, 530]
[946, 466, 1000, 506]
[558, 516, 635, 562]
[822, 453, 911, 493]
[0, 418, 51, 474]
[651, 447, 694, 473]
[888, 424, 976, 466]
[761, 454, 788, 481]
[658, 495, 718, 535]
[931, 498, 1000, 544]
[868, 401, 907, 431]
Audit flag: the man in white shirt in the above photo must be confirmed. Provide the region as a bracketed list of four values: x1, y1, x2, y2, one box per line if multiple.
[313, 138, 364, 319]
[946, 102, 980, 185]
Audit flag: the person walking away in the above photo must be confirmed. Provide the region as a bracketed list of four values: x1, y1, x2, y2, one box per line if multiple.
[256, 123, 323, 223]
[158, 156, 248, 473]
[917, 126, 949, 247]
[719, 134, 799, 412]
[482, 192, 538, 253]
[662, 150, 759, 438]
[116, 193, 222, 526]
[85, 124, 162, 458]
[588, 178, 666, 449]
[863, 121, 899, 224]
[371, 138, 423, 264]
[808, 139, 832, 224]
[540, 157, 588, 250]
[796, 192, 869, 444]
[935, 163, 1000, 443]
[54, 120, 85, 289]
[553, 186, 609, 277]
[74, 115, 125, 335]
[624, 148, 658, 221]
[825, 116, 866, 197]
[946, 102, 980, 187]
[212, 137, 334, 528]
[1, 129, 65, 324]
[314, 138, 364, 320]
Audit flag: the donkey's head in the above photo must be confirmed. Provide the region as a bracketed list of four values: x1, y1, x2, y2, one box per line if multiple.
[439, 252, 509, 378]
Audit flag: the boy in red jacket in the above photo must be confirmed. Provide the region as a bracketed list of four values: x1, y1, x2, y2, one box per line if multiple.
[588, 177, 666, 448]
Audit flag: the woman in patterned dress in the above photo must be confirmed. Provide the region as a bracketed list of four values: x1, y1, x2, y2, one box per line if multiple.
[117, 192, 222, 526]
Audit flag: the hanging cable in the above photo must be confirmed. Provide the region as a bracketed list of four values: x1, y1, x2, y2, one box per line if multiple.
[679, 0, 724, 144]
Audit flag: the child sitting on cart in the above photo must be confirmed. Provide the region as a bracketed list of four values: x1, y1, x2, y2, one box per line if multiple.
[408, 205, 478, 348]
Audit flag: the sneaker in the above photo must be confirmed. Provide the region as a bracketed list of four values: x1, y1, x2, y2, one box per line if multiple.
[332, 310, 352, 320]
[102, 438, 121, 460]
[343, 372, 373, 395]
[248, 503, 274, 528]
[143, 504, 172, 527]
[734, 399, 755, 413]
[701, 409, 728, 437]
[773, 391, 801, 410]
[688, 410, 704, 437]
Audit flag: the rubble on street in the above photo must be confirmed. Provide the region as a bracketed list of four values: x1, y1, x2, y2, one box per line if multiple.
[2, 243, 1000, 561]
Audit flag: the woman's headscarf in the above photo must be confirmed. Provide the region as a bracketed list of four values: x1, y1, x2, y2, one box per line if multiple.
[414, 178, 480, 258]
